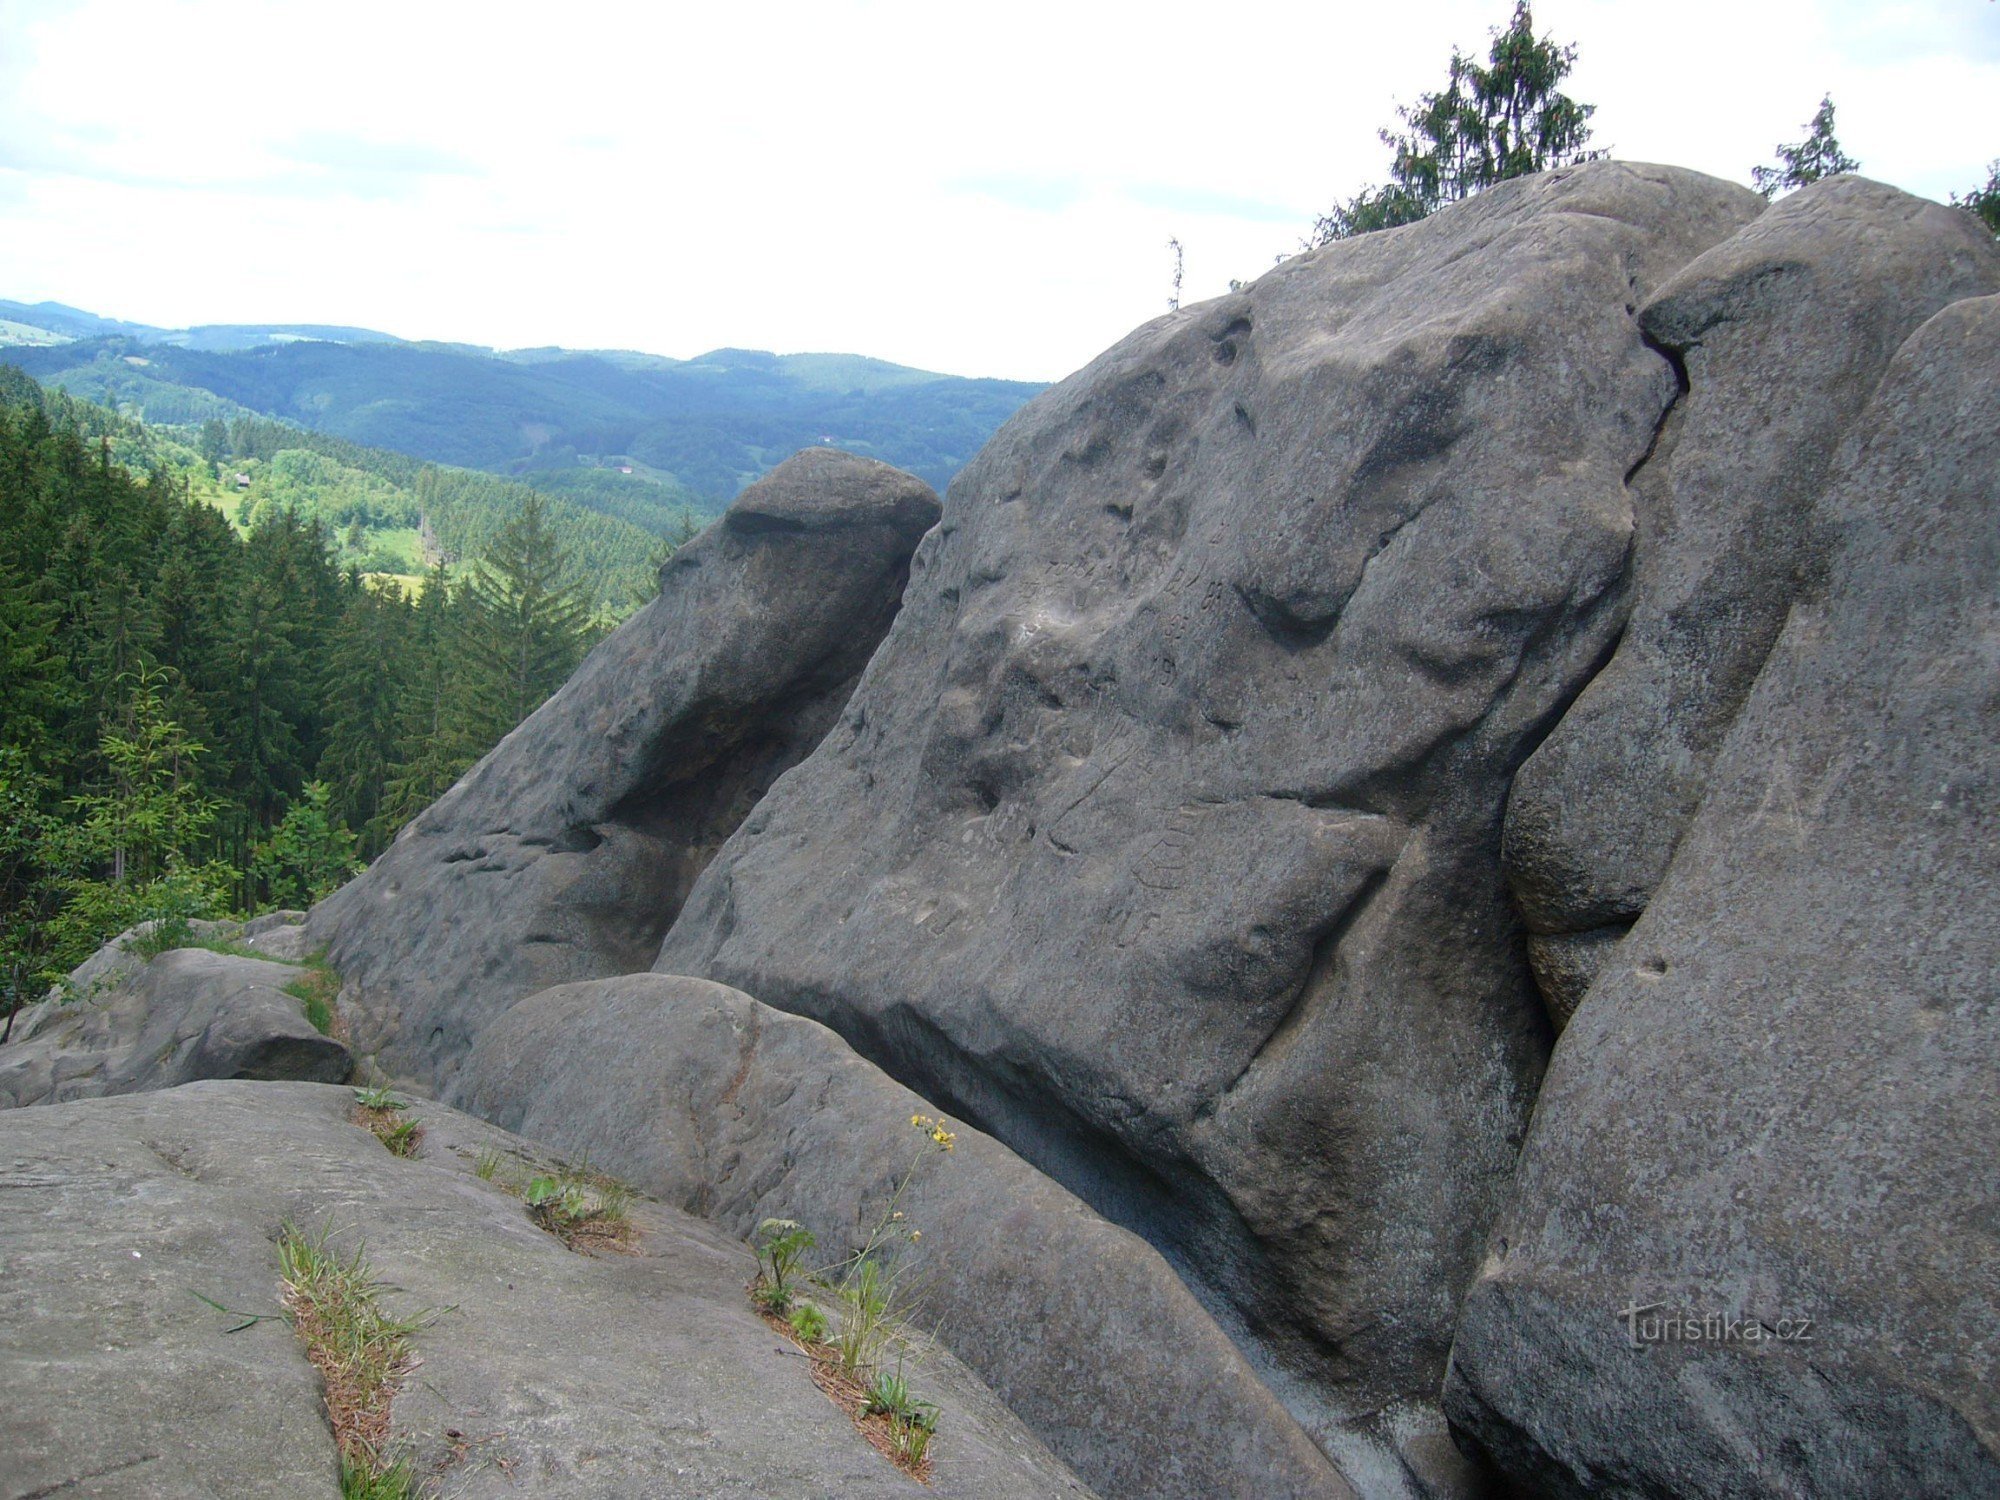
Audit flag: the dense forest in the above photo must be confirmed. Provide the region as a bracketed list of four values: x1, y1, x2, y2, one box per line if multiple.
[0, 367, 655, 1016]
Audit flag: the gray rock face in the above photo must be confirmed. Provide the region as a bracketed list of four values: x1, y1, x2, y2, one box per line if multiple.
[1444, 296, 2000, 1494]
[0, 1081, 1092, 1500]
[1503, 176, 2000, 1025]
[306, 449, 939, 1092]
[0, 946, 350, 1108]
[456, 972, 1351, 1500]
[654, 162, 1765, 1484]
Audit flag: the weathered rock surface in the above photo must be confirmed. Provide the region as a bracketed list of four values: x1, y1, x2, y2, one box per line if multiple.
[306, 449, 939, 1092]
[0, 1080, 1093, 1499]
[0, 944, 350, 1108]
[1445, 295, 2000, 1493]
[239, 910, 317, 962]
[653, 161, 1766, 1488]
[457, 972, 1351, 1500]
[1503, 176, 2000, 1025]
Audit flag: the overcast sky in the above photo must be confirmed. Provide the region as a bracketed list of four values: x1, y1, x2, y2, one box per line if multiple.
[0, 0, 1993, 382]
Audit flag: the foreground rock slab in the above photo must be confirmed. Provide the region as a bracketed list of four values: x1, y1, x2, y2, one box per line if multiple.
[655, 160, 1764, 1487]
[0, 1080, 1092, 1499]
[1446, 297, 2000, 1495]
[458, 972, 1351, 1500]
[308, 448, 939, 1092]
[0, 942, 349, 1109]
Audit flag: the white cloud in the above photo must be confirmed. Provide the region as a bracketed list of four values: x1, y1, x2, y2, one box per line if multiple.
[0, 0, 1993, 381]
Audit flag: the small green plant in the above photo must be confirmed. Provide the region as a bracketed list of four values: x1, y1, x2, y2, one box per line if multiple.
[524, 1164, 634, 1252]
[750, 1112, 956, 1481]
[128, 912, 198, 959]
[864, 1367, 919, 1421]
[525, 1174, 588, 1218]
[752, 1218, 816, 1313]
[376, 1116, 423, 1158]
[864, 1365, 940, 1471]
[351, 1088, 421, 1157]
[824, 1112, 957, 1374]
[474, 1147, 503, 1182]
[891, 1403, 939, 1468]
[787, 1301, 829, 1343]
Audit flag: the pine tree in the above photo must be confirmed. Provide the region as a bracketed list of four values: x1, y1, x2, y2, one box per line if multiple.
[1312, 3, 1599, 244]
[318, 584, 413, 853]
[452, 494, 591, 750]
[380, 564, 470, 839]
[219, 574, 306, 881]
[63, 664, 218, 888]
[1752, 95, 1860, 199]
[0, 541, 67, 760]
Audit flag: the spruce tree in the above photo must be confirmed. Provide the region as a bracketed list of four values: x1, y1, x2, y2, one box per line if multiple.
[1312, 3, 1599, 243]
[452, 494, 591, 750]
[1752, 95, 1860, 199]
[318, 584, 413, 854]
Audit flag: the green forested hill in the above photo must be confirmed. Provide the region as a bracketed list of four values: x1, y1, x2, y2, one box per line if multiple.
[0, 369, 661, 1007]
[3, 303, 1046, 501]
[218, 415, 681, 610]
[0, 384, 674, 613]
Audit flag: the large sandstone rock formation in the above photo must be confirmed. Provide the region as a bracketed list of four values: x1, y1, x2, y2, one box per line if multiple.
[307, 449, 938, 1091]
[653, 161, 1764, 1486]
[0, 1081, 1091, 1499]
[1445, 293, 2000, 1496]
[49, 161, 1969, 1500]
[457, 973, 1352, 1500]
[1502, 177, 2000, 1025]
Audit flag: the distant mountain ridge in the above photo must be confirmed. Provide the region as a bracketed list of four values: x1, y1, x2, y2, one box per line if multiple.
[0, 300, 1048, 499]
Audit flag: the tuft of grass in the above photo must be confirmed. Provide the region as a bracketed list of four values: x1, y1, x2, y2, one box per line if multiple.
[473, 1147, 503, 1182]
[863, 1367, 921, 1422]
[341, 1450, 423, 1500]
[278, 1222, 437, 1494]
[376, 1116, 423, 1157]
[834, 1256, 898, 1377]
[350, 1090, 422, 1157]
[524, 1164, 636, 1254]
[285, 965, 341, 1036]
[128, 914, 198, 959]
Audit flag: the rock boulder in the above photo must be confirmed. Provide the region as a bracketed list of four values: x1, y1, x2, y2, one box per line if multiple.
[306, 449, 939, 1091]
[1502, 176, 2000, 1025]
[1445, 295, 2000, 1494]
[456, 972, 1352, 1500]
[0, 944, 350, 1108]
